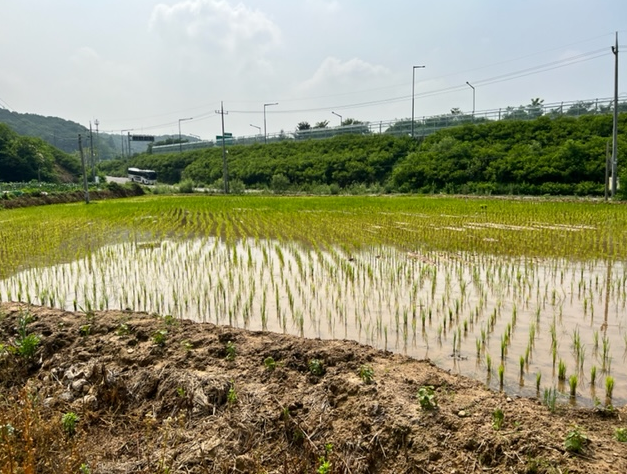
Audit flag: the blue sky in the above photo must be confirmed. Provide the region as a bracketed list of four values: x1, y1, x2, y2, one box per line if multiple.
[0, 0, 625, 140]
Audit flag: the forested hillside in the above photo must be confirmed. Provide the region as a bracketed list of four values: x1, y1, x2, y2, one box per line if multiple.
[0, 109, 123, 159]
[0, 123, 80, 183]
[115, 113, 626, 197]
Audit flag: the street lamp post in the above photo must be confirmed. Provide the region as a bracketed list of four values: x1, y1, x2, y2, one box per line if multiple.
[264, 103, 278, 144]
[411, 65, 425, 138]
[466, 81, 476, 117]
[178, 117, 193, 153]
[250, 124, 261, 134]
[332, 111, 343, 126]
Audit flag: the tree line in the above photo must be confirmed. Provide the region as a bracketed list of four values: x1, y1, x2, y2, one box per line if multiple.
[103, 112, 627, 197]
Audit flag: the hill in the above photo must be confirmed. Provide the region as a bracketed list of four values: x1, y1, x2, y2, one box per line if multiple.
[0, 123, 81, 183]
[116, 113, 627, 197]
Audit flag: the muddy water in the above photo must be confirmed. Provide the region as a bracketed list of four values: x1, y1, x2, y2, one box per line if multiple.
[1, 237, 625, 406]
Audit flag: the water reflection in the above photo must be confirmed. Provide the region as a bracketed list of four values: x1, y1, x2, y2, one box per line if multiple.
[1, 237, 625, 406]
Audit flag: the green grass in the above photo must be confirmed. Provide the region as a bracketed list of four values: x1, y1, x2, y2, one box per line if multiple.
[2, 195, 627, 280]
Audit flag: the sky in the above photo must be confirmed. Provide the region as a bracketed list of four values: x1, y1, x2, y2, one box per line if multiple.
[0, 0, 626, 141]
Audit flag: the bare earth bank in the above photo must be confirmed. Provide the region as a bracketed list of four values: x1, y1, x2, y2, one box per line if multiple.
[0, 303, 625, 473]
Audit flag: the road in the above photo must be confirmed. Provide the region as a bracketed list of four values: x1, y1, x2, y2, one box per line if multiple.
[106, 176, 129, 184]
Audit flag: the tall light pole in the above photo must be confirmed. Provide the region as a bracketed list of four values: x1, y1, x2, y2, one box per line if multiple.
[264, 102, 278, 144]
[94, 119, 99, 176]
[466, 81, 475, 117]
[178, 117, 193, 153]
[411, 65, 425, 138]
[332, 111, 342, 126]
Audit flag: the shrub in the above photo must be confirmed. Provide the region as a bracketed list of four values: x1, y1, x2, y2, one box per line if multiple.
[177, 179, 194, 194]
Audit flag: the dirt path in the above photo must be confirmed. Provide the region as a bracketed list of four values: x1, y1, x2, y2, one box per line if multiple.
[1, 302, 625, 473]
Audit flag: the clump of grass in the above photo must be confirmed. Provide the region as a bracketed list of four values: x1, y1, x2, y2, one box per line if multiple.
[152, 329, 167, 346]
[615, 427, 627, 443]
[492, 408, 504, 430]
[225, 340, 236, 361]
[308, 359, 325, 376]
[359, 365, 375, 384]
[264, 356, 277, 371]
[417, 385, 437, 410]
[62, 412, 79, 437]
[564, 425, 588, 453]
[227, 384, 237, 405]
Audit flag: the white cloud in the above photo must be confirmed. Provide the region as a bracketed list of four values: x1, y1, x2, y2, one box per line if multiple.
[150, 0, 281, 61]
[298, 57, 391, 93]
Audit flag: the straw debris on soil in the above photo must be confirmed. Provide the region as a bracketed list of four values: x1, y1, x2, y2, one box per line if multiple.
[0, 302, 625, 473]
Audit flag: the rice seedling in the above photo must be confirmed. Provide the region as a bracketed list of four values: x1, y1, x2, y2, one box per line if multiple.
[605, 376, 614, 400]
[590, 365, 597, 386]
[543, 387, 558, 413]
[498, 363, 505, 388]
[558, 360, 566, 381]
[569, 375, 578, 397]
[535, 372, 541, 393]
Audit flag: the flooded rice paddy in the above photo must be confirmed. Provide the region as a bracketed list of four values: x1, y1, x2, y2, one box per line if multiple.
[2, 235, 626, 406]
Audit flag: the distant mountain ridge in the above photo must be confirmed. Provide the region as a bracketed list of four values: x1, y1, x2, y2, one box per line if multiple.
[0, 109, 193, 160]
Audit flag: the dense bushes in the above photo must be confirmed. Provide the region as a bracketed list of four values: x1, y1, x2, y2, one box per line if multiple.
[121, 114, 626, 196]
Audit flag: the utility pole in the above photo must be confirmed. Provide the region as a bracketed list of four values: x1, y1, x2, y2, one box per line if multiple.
[611, 32, 619, 198]
[89, 121, 95, 181]
[78, 134, 90, 204]
[411, 65, 425, 138]
[216, 102, 229, 194]
[332, 111, 342, 126]
[94, 119, 100, 177]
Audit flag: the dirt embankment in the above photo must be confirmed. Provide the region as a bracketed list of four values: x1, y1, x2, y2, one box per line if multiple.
[0, 183, 144, 210]
[0, 303, 625, 473]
